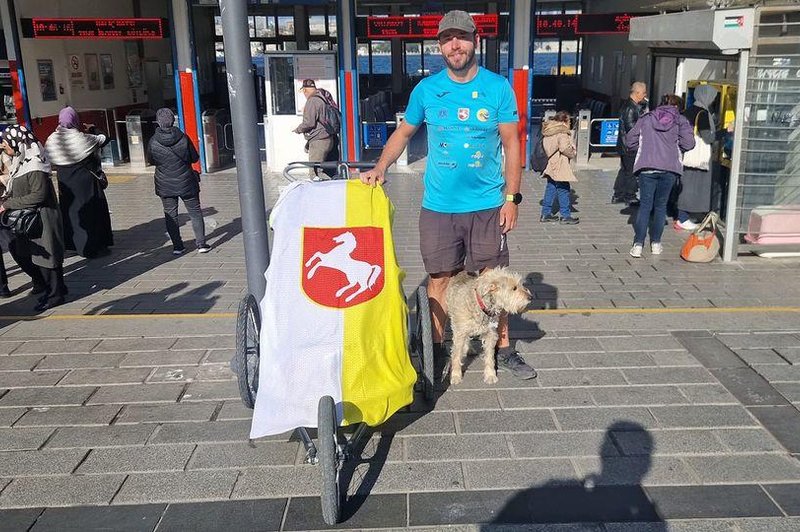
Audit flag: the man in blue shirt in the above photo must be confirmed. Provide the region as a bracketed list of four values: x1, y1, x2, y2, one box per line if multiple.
[361, 10, 536, 380]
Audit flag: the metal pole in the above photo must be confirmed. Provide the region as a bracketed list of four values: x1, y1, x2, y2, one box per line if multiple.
[220, 0, 270, 299]
[722, 48, 749, 262]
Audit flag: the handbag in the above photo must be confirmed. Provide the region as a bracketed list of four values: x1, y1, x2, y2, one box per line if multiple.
[682, 112, 712, 171]
[680, 211, 720, 262]
[0, 208, 43, 239]
[88, 167, 109, 190]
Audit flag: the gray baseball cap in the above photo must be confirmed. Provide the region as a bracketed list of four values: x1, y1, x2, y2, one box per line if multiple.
[437, 10, 477, 36]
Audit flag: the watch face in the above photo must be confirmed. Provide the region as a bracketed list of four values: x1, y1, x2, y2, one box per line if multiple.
[513, 193, 523, 205]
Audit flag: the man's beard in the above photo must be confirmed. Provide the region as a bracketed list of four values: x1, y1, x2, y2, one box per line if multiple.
[443, 48, 476, 75]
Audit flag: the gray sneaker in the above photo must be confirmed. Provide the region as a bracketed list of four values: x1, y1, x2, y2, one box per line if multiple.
[497, 351, 537, 380]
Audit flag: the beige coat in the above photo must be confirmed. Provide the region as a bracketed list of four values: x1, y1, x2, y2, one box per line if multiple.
[542, 120, 577, 182]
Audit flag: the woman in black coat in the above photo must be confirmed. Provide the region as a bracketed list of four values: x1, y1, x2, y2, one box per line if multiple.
[45, 106, 114, 258]
[146, 108, 209, 255]
[0, 125, 67, 311]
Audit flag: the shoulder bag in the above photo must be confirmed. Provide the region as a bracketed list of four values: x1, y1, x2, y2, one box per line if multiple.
[681, 111, 712, 171]
[680, 211, 720, 262]
[0, 208, 43, 239]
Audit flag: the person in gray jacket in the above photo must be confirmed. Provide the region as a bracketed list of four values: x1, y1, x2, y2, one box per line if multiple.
[294, 79, 338, 172]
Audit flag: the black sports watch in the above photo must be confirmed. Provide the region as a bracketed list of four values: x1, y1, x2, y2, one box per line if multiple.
[505, 193, 523, 205]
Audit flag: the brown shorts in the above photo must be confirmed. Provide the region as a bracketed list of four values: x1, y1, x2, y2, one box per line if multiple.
[419, 206, 510, 274]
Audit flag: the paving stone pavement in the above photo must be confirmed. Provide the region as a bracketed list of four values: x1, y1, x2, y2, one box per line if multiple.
[1, 160, 800, 530]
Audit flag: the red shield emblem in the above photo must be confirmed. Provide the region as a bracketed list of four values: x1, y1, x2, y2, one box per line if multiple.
[302, 227, 385, 308]
[458, 108, 470, 121]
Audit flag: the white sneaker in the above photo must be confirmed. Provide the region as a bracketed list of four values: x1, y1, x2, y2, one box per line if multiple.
[676, 219, 699, 231]
[629, 244, 643, 258]
[651, 242, 663, 255]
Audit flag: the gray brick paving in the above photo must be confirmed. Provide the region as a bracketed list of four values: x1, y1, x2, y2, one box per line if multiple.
[462, 459, 578, 490]
[14, 405, 121, 427]
[87, 383, 185, 404]
[77, 444, 195, 474]
[115, 403, 217, 424]
[0, 355, 43, 371]
[45, 425, 156, 449]
[188, 441, 299, 469]
[0, 449, 87, 476]
[0, 166, 798, 525]
[112, 470, 238, 504]
[0, 428, 53, 451]
[0, 475, 125, 508]
[0, 387, 96, 407]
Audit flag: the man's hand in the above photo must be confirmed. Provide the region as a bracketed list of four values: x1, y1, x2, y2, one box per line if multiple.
[499, 202, 518, 233]
[360, 165, 386, 187]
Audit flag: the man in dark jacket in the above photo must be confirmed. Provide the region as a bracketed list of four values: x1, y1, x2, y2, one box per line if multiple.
[147, 108, 210, 254]
[294, 79, 338, 173]
[612, 82, 648, 205]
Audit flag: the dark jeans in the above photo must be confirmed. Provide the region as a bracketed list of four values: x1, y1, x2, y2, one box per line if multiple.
[541, 177, 571, 219]
[161, 194, 206, 249]
[634, 171, 678, 245]
[613, 152, 638, 200]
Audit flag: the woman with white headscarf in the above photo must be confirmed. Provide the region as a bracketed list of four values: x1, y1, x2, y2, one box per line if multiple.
[675, 84, 719, 230]
[0, 125, 67, 311]
[45, 106, 114, 258]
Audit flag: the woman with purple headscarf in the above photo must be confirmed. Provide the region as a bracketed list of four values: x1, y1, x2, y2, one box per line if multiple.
[44, 106, 113, 258]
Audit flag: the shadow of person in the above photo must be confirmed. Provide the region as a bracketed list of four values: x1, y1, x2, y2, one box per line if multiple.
[484, 421, 664, 528]
[84, 280, 222, 315]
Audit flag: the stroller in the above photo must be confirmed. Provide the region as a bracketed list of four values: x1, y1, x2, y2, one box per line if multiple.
[231, 161, 435, 524]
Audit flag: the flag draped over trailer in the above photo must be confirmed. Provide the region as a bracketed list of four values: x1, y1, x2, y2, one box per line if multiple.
[251, 180, 416, 438]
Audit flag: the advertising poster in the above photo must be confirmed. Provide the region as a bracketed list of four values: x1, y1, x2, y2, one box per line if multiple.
[67, 54, 85, 91]
[86, 53, 100, 91]
[100, 54, 114, 89]
[37, 59, 56, 101]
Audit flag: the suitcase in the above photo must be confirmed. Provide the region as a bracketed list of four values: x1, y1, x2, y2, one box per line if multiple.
[744, 206, 800, 245]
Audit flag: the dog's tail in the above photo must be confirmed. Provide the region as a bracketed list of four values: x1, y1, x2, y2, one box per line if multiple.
[367, 265, 382, 289]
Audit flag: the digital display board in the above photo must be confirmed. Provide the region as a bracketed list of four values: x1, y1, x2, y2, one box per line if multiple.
[590, 119, 621, 147]
[536, 13, 652, 37]
[367, 14, 498, 39]
[22, 18, 165, 40]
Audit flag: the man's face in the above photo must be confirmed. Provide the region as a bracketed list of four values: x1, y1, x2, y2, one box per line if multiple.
[438, 30, 477, 74]
[632, 87, 647, 103]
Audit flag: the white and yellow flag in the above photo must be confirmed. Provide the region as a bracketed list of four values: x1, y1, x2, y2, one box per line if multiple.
[250, 180, 417, 438]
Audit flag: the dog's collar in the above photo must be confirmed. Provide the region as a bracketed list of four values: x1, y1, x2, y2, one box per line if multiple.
[475, 289, 495, 317]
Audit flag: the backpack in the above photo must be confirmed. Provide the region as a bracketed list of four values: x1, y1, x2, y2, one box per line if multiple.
[529, 128, 549, 173]
[313, 92, 341, 137]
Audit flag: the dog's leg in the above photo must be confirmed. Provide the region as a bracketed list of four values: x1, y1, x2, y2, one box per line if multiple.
[449, 330, 469, 385]
[481, 329, 499, 384]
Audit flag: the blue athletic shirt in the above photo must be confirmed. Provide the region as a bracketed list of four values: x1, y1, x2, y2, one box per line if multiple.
[404, 67, 519, 214]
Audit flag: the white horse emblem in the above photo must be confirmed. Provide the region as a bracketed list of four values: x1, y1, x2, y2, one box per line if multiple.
[305, 231, 382, 303]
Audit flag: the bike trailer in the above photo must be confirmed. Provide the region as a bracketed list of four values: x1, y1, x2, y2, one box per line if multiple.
[249, 179, 417, 439]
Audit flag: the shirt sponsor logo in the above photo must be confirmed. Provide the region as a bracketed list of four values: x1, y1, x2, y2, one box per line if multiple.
[476, 109, 490, 122]
[437, 109, 448, 119]
[458, 108, 470, 121]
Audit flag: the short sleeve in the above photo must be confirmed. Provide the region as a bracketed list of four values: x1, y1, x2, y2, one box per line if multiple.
[404, 84, 425, 127]
[497, 80, 518, 124]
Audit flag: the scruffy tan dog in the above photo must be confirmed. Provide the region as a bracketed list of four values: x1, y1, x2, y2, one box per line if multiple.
[445, 267, 532, 385]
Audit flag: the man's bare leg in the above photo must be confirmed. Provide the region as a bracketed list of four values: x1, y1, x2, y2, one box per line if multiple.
[426, 271, 457, 344]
